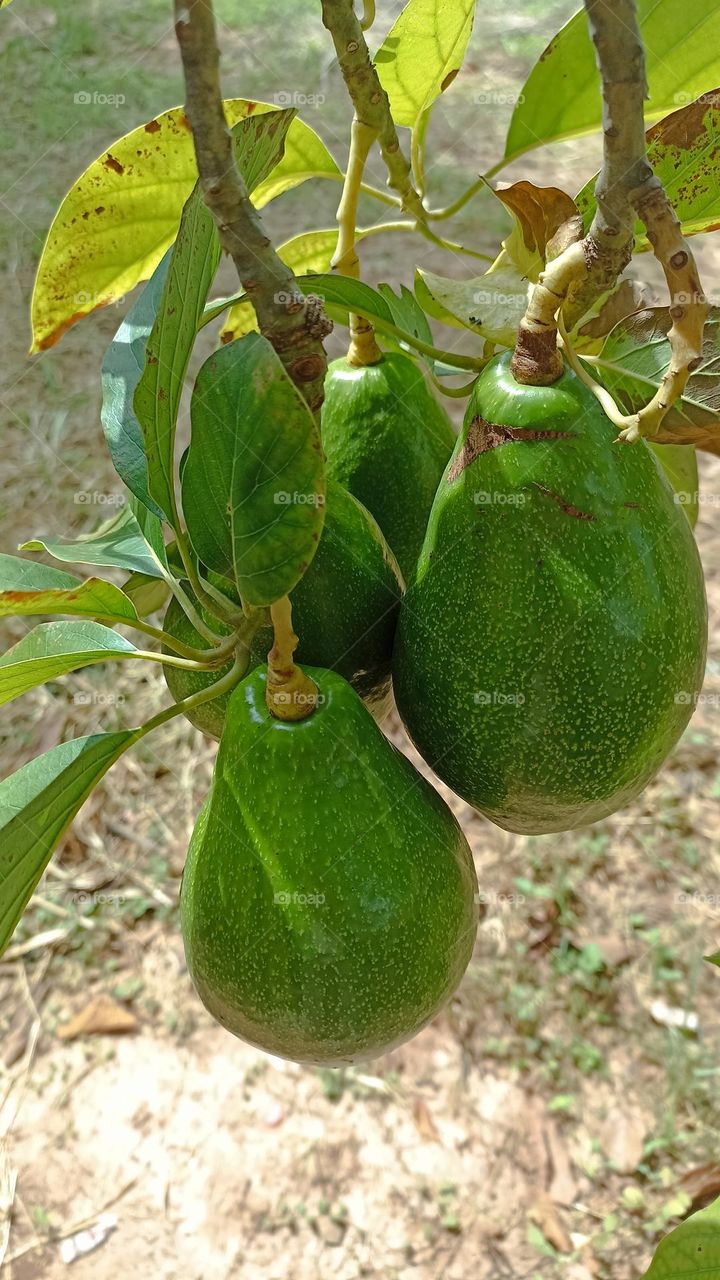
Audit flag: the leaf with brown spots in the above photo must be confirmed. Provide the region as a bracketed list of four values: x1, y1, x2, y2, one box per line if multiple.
[0, 554, 139, 624]
[577, 91, 720, 248]
[593, 306, 720, 451]
[374, 0, 474, 128]
[31, 100, 339, 352]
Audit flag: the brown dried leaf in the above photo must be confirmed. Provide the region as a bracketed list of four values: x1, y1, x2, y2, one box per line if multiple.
[412, 1096, 441, 1143]
[57, 994, 138, 1040]
[529, 1191, 572, 1253]
[494, 181, 580, 263]
[678, 1163, 720, 1211]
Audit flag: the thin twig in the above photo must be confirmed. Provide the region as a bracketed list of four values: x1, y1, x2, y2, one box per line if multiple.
[174, 0, 331, 414]
[511, 0, 708, 439]
[320, 0, 424, 222]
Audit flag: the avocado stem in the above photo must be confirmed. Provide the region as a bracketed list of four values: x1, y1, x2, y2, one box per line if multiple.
[265, 596, 319, 722]
[331, 117, 383, 367]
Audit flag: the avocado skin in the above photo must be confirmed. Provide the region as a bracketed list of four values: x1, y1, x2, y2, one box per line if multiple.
[321, 353, 456, 583]
[180, 667, 478, 1065]
[393, 353, 708, 835]
[164, 482, 403, 736]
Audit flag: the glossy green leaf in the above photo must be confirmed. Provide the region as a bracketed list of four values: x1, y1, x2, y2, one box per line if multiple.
[134, 111, 297, 524]
[504, 0, 720, 166]
[591, 307, 720, 449]
[21, 505, 166, 579]
[0, 621, 139, 707]
[31, 100, 340, 352]
[417, 264, 529, 345]
[648, 444, 699, 527]
[641, 1195, 720, 1277]
[182, 334, 325, 606]
[100, 251, 170, 517]
[577, 91, 720, 247]
[374, 0, 475, 128]
[0, 555, 139, 624]
[0, 731, 136, 957]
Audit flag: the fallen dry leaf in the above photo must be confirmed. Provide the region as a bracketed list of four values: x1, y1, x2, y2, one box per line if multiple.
[678, 1163, 720, 1211]
[529, 1191, 572, 1253]
[544, 1119, 578, 1206]
[600, 1107, 647, 1174]
[412, 1096, 441, 1143]
[57, 995, 138, 1040]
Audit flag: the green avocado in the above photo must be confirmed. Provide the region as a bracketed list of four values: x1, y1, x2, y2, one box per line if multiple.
[393, 353, 708, 835]
[163, 481, 403, 737]
[321, 352, 456, 583]
[180, 667, 478, 1065]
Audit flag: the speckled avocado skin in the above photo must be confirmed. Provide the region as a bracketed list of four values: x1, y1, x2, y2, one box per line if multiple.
[393, 353, 708, 835]
[163, 482, 403, 737]
[321, 353, 456, 583]
[180, 667, 478, 1065]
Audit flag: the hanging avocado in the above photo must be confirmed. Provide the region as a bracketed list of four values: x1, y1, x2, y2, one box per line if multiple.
[163, 481, 403, 736]
[321, 352, 456, 583]
[393, 352, 708, 835]
[181, 666, 478, 1065]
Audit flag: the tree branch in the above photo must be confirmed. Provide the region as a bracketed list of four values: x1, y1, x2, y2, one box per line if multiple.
[174, 0, 331, 413]
[511, 0, 708, 440]
[320, 0, 424, 223]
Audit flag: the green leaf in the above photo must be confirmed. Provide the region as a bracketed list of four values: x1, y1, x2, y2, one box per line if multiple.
[0, 621, 139, 707]
[182, 334, 325, 606]
[21, 505, 166, 579]
[100, 251, 171, 517]
[648, 444, 699, 528]
[0, 731, 136, 957]
[374, 0, 475, 128]
[577, 91, 720, 247]
[641, 1195, 720, 1277]
[134, 111, 297, 524]
[417, 264, 529, 345]
[706, 952, 720, 967]
[0, 555, 139, 625]
[31, 100, 340, 352]
[504, 0, 720, 166]
[591, 307, 720, 449]
[120, 572, 170, 617]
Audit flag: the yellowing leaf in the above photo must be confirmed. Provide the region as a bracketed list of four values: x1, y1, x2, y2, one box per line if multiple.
[375, 0, 475, 128]
[31, 100, 339, 352]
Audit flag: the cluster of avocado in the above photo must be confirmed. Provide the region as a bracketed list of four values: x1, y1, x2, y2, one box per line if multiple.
[170, 349, 708, 1065]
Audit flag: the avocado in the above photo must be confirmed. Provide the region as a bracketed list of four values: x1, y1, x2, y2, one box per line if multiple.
[393, 353, 708, 835]
[321, 352, 456, 583]
[163, 481, 403, 736]
[180, 666, 478, 1064]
